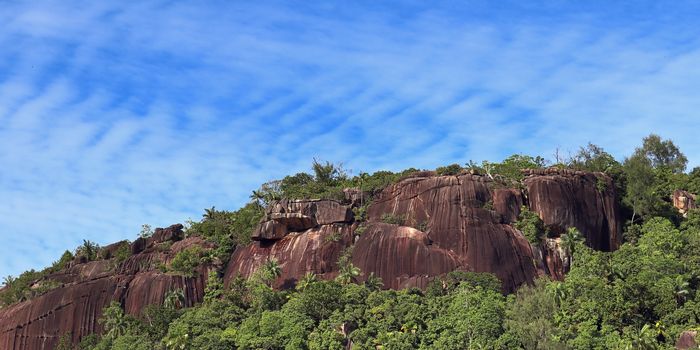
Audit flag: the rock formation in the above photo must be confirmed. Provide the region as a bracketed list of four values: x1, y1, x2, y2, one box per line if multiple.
[676, 330, 698, 350]
[0, 169, 624, 349]
[673, 189, 696, 218]
[226, 169, 622, 292]
[0, 225, 212, 350]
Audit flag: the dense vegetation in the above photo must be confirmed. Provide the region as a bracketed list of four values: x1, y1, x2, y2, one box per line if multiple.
[4, 134, 700, 349]
[70, 212, 700, 349]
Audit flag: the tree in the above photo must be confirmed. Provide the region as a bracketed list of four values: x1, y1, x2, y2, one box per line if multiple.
[364, 273, 384, 291]
[260, 258, 282, 286]
[100, 301, 129, 340]
[164, 289, 186, 310]
[139, 224, 154, 239]
[624, 134, 688, 223]
[624, 153, 657, 222]
[75, 239, 100, 261]
[203, 271, 223, 303]
[570, 143, 621, 173]
[296, 272, 318, 292]
[637, 134, 687, 174]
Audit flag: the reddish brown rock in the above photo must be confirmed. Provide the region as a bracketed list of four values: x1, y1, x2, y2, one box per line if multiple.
[673, 189, 696, 217]
[676, 330, 698, 350]
[533, 238, 569, 281]
[226, 224, 353, 288]
[151, 224, 184, 243]
[252, 199, 352, 241]
[493, 188, 523, 223]
[366, 174, 539, 292]
[524, 171, 621, 251]
[99, 240, 129, 260]
[351, 223, 464, 289]
[0, 229, 213, 350]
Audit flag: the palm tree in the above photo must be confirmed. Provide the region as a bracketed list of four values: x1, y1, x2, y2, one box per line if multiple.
[629, 324, 660, 350]
[100, 301, 128, 339]
[364, 272, 383, 291]
[296, 272, 317, 291]
[164, 288, 186, 310]
[673, 275, 690, 304]
[261, 259, 282, 286]
[561, 227, 584, 256]
[203, 206, 217, 220]
[336, 262, 361, 285]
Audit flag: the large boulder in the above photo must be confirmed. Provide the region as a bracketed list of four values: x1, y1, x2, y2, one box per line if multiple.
[673, 189, 696, 217]
[252, 199, 352, 241]
[226, 224, 353, 289]
[366, 174, 539, 292]
[676, 330, 698, 350]
[351, 223, 464, 289]
[523, 170, 622, 251]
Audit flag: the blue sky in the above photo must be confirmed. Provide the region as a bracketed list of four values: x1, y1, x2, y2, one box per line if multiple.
[2, 1, 700, 278]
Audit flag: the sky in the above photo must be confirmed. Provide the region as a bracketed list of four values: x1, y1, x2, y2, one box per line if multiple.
[1, 1, 700, 278]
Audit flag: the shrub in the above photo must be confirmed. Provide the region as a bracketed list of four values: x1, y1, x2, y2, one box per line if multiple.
[169, 246, 204, 277]
[436, 163, 463, 176]
[514, 206, 547, 244]
[381, 213, 406, 225]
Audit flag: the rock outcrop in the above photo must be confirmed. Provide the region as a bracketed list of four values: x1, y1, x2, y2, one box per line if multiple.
[225, 170, 622, 292]
[523, 169, 621, 251]
[0, 225, 212, 350]
[676, 330, 698, 350]
[673, 189, 696, 218]
[351, 223, 463, 289]
[0, 169, 625, 349]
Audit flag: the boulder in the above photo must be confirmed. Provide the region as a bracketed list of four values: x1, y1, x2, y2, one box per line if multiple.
[151, 224, 184, 244]
[673, 189, 696, 217]
[99, 240, 129, 259]
[251, 199, 352, 241]
[351, 223, 464, 289]
[367, 174, 539, 292]
[676, 330, 698, 350]
[226, 224, 353, 289]
[523, 172, 621, 251]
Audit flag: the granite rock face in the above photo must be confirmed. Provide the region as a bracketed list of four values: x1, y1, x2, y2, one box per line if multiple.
[673, 189, 696, 218]
[365, 174, 539, 292]
[351, 223, 463, 289]
[0, 170, 624, 349]
[523, 169, 622, 251]
[226, 170, 623, 292]
[0, 232, 212, 350]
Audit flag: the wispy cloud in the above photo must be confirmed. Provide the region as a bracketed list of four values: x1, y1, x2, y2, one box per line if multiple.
[1, 1, 700, 277]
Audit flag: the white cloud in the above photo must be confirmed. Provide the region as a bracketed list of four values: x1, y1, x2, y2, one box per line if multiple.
[1, 1, 700, 278]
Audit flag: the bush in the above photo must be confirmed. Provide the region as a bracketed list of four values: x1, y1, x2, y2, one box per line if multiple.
[380, 213, 406, 225]
[169, 246, 204, 277]
[514, 206, 547, 244]
[436, 163, 463, 176]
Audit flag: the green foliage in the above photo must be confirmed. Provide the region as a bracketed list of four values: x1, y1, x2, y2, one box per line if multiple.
[204, 271, 224, 303]
[435, 163, 463, 176]
[109, 243, 132, 270]
[76, 239, 101, 261]
[481, 154, 547, 182]
[624, 134, 688, 223]
[514, 206, 547, 244]
[100, 301, 130, 340]
[169, 246, 204, 277]
[139, 224, 154, 239]
[380, 213, 406, 225]
[186, 203, 263, 264]
[55, 333, 72, 350]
